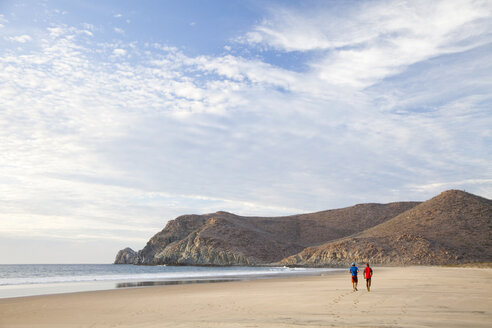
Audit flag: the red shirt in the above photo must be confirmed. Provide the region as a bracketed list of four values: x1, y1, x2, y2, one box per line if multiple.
[364, 267, 373, 279]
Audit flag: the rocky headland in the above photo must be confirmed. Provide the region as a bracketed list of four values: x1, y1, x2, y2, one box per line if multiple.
[115, 190, 491, 266]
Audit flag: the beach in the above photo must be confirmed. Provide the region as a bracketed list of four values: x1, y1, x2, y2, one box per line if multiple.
[0, 266, 491, 327]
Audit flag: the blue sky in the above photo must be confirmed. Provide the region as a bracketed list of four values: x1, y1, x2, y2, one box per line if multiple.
[1, 0, 491, 263]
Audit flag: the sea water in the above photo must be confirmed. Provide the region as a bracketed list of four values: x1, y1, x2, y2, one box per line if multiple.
[0, 264, 340, 299]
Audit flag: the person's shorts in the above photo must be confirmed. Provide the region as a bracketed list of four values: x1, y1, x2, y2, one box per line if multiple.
[351, 276, 358, 283]
[366, 277, 371, 282]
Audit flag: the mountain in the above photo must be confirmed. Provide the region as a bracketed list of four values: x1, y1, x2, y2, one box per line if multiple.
[115, 202, 419, 265]
[281, 190, 492, 266]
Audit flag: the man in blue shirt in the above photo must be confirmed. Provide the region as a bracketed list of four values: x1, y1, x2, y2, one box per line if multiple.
[349, 262, 359, 291]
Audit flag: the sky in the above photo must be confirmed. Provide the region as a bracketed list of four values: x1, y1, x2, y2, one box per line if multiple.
[0, 0, 491, 264]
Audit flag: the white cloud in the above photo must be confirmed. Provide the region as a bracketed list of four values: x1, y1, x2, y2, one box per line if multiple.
[81, 30, 93, 36]
[0, 25, 312, 249]
[243, 0, 492, 89]
[245, 0, 492, 52]
[112, 48, 126, 56]
[0, 14, 8, 26]
[47, 26, 65, 38]
[7, 34, 32, 43]
[114, 27, 124, 34]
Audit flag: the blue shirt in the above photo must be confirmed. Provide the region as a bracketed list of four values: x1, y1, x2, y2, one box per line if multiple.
[350, 266, 359, 276]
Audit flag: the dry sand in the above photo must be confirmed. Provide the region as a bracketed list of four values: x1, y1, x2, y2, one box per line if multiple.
[1, 266, 491, 327]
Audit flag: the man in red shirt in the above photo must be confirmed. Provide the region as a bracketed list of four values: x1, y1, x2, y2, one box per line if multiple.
[364, 263, 373, 291]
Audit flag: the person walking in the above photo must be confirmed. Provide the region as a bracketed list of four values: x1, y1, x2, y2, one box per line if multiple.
[349, 262, 359, 291]
[364, 263, 373, 291]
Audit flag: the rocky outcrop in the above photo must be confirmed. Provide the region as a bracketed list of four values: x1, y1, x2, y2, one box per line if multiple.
[115, 190, 491, 266]
[281, 190, 492, 266]
[115, 201, 419, 265]
[114, 247, 138, 264]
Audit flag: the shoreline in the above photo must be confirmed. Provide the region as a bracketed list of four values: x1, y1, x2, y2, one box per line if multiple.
[0, 266, 342, 300]
[1, 266, 491, 327]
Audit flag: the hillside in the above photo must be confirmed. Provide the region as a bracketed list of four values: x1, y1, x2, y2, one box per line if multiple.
[281, 190, 492, 266]
[115, 202, 419, 265]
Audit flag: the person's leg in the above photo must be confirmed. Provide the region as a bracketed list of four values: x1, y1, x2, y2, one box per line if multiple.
[354, 276, 358, 291]
[366, 278, 370, 291]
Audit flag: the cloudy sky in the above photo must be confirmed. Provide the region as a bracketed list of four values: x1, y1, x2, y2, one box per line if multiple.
[1, 0, 491, 263]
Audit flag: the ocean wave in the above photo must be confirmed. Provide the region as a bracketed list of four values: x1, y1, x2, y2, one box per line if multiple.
[0, 266, 335, 286]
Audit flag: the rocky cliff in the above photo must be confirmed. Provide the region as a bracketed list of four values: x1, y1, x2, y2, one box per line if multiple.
[115, 190, 491, 266]
[281, 190, 492, 266]
[115, 201, 419, 265]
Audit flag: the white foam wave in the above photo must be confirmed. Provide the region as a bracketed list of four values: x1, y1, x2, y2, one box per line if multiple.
[0, 267, 335, 286]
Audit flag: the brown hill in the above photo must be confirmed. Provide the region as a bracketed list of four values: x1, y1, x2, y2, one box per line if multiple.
[115, 202, 419, 265]
[281, 190, 492, 266]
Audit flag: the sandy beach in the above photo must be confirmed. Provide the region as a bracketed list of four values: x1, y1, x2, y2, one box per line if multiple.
[1, 266, 491, 327]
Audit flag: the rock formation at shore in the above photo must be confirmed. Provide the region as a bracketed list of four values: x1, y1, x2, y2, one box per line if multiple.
[115, 190, 491, 266]
[114, 247, 138, 264]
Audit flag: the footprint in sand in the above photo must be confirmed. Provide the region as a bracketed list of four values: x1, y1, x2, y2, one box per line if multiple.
[332, 291, 351, 304]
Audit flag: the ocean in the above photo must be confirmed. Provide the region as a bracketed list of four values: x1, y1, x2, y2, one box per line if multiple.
[0, 264, 340, 299]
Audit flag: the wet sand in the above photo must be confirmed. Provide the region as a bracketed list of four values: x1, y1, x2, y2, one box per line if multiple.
[1, 266, 491, 327]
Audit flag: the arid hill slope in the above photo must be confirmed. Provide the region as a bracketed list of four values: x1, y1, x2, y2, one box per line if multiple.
[115, 202, 418, 265]
[281, 190, 492, 266]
